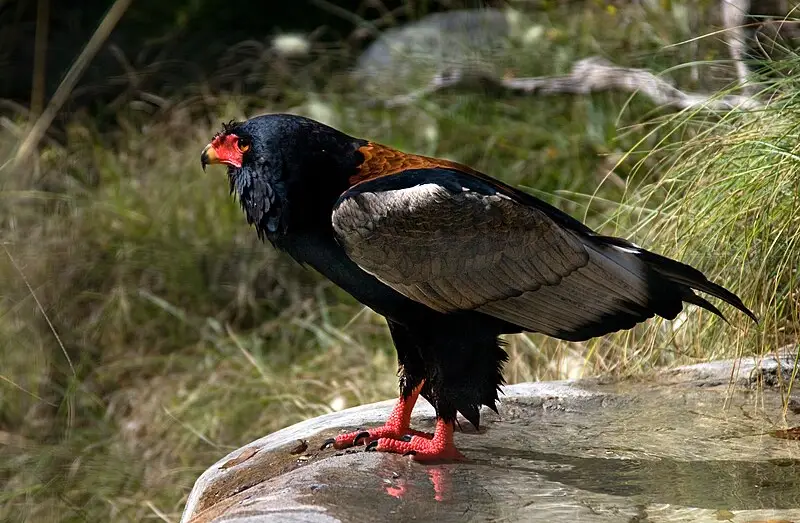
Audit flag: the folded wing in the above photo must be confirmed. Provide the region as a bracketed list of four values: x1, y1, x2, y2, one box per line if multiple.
[331, 169, 755, 341]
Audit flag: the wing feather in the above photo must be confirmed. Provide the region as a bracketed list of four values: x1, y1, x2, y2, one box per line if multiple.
[332, 178, 657, 337]
[332, 169, 755, 339]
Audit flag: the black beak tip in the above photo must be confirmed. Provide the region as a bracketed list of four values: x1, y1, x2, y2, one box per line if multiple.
[200, 153, 208, 172]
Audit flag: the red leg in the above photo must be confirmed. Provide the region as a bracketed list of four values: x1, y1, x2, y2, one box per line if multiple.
[320, 382, 431, 450]
[365, 418, 465, 462]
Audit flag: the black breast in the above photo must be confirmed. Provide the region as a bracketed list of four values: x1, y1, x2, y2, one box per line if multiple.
[276, 231, 428, 321]
[230, 165, 288, 242]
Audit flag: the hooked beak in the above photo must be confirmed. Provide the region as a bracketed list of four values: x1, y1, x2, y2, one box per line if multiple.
[200, 143, 219, 171]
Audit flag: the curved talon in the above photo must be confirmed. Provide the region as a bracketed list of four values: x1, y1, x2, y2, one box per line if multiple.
[401, 434, 413, 442]
[402, 450, 417, 457]
[353, 431, 371, 446]
[320, 438, 335, 451]
[365, 440, 379, 452]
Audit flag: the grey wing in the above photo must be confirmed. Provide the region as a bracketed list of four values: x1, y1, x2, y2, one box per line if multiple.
[331, 181, 660, 340]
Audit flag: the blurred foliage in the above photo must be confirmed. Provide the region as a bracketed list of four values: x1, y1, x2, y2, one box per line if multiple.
[0, 0, 794, 521]
[1, 0, 501, 115]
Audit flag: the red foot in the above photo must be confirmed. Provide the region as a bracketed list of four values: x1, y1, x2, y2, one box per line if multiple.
[366, 419, 465, 462]
[320, 383, 430, 451]
[324, 425, 432, 450]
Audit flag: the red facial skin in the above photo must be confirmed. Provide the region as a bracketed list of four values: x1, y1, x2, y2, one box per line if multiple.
[211, 133, 246, 168]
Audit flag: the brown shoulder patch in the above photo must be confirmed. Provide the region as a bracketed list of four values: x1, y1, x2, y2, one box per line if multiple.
[350, 142, 480, 186]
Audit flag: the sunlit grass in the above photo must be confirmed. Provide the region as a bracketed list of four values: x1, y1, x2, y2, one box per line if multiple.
[609, 84, 800, 369]
[507, 63, 800, 383]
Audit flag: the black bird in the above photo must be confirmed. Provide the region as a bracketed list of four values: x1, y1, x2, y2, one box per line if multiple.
[201, 114, 756, 461]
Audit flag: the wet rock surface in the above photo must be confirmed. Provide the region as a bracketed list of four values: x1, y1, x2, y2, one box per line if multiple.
[182, 353, 800, 523]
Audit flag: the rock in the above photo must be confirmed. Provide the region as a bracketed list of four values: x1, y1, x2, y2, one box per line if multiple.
[182, 354, 800, 523]
[351, 8, 535, 98]
[664, 347, 799, 388]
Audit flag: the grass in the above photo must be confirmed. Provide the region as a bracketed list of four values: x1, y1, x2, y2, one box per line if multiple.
[0, 1, 796, 521]
[606, 80, 800, 373]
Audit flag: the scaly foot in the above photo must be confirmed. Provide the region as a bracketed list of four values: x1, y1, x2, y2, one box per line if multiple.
[365, 419, 464, 462]
[320, 382, 428, 451]
[320, 425, 432, 450]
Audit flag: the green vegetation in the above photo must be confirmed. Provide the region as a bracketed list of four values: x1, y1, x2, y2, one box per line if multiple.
[607, 90, 799, 372]
[0, 1, 795, 521]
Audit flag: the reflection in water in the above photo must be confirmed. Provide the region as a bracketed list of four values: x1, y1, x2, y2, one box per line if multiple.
[318, 385, 800, 522]
[478, 446, 800, 510]
[378, 446, 800, 508]
[384, 465, 453, 502]
[381, 448, 800, 510]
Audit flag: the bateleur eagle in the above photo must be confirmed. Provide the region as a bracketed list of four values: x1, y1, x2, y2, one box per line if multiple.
[201, 114, 756, 462]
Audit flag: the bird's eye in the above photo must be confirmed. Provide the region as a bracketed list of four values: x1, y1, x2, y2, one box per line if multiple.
[237, 138, 251, 153]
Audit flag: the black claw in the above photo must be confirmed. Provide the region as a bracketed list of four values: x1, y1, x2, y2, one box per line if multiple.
[353, 431, 371, 445]
[365, 441, 379, 452]
[401, 434, 413, 442]
[402, 450, 417, 457]
[320, 438, 336, 451]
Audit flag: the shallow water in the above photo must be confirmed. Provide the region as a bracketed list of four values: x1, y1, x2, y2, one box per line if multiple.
[306, 385, 800, 522]
[185, 375, 800, 523]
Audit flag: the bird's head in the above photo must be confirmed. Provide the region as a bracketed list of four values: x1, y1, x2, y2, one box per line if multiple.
[201, 120, 250, 171]
[201, 113, 365, 242]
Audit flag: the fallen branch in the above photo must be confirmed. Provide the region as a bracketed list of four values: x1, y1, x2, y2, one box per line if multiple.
[382, 56, 763, 112]
[721, 0, 755, 95]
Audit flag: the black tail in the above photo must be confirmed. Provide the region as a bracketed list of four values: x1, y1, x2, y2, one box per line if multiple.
[596, 235, 758, 324]
[638, 248, 757, 324]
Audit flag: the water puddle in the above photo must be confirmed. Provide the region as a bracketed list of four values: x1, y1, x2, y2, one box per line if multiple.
[185, 377, 800, 523]
[323, 384, 800, 522]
